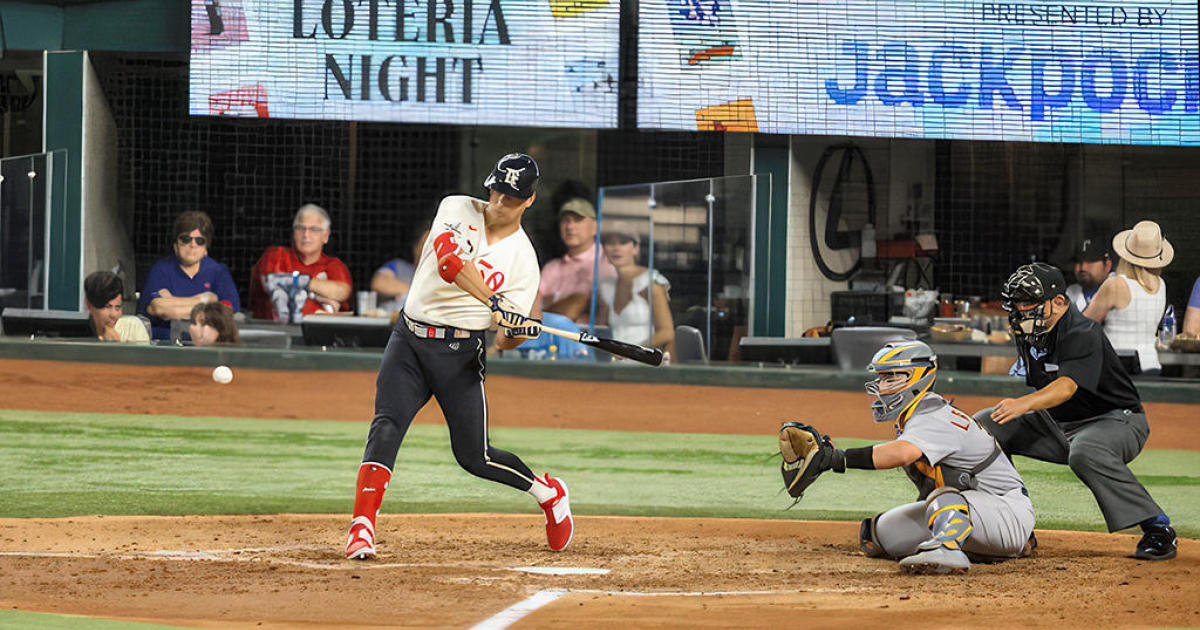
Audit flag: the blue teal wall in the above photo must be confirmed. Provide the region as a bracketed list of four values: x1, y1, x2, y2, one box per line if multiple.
[0, 0, 187, 52]
[44, 51, 83, 310]
[753, 136, 788, 337]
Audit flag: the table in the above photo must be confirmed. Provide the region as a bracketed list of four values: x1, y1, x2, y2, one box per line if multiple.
[1159, 350, 1200, 366]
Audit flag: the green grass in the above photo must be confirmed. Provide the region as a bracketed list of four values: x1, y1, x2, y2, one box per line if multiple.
[0, 409, 1197, 537]
[0, 610, 188, 629]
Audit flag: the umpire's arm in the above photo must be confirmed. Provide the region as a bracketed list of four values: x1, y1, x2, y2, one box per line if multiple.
[991, 376, 1077, 424]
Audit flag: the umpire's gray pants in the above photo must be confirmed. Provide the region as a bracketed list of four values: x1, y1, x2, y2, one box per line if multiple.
[975, 407, 1163, 532]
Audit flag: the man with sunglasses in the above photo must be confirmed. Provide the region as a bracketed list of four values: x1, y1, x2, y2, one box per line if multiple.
[975, 262, 1176, 560]
[138, 211, 240, 341]
[249, 203, 353, 321]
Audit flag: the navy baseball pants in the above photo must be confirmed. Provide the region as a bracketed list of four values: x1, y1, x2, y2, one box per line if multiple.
[362, 323, 537, 491]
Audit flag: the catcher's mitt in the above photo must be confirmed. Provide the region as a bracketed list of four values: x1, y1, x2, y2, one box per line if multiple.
[779, 421, 842, 498]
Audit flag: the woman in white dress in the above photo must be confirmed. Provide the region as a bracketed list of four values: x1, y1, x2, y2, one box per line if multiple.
[1083, 220, 1173, 375]
[596, 223, 675, 358]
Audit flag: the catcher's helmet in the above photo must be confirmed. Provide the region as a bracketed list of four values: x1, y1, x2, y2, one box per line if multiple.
[865, 340, 938, 426]
[1001, 263, 1066, 346]
[483, 153, 539, 199]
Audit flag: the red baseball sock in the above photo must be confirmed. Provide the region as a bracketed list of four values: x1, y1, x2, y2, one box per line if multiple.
[351, 463, 392, 528]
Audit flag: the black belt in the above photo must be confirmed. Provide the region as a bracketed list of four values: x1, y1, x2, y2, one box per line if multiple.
[402, 314, 475, 340]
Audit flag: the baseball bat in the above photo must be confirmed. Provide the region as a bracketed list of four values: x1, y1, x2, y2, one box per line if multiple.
[453, 271, 662, 366]
[540, 325, 664, 367]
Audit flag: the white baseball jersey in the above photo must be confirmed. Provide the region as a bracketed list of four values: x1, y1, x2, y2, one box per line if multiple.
[404, 195, 540, 330]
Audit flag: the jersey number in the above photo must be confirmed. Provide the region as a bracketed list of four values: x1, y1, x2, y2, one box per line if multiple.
[476, 260, 505, 292]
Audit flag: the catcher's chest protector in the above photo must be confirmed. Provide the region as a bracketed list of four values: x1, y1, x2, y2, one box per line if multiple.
[903, 444, 1003, 500]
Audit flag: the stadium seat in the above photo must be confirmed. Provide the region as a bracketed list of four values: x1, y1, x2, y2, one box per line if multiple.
[830, 326, 917, 372]
[674, 325, 707, 363]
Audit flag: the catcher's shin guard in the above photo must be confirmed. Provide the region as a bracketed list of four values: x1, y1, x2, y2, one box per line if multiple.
[921, 487, 972, 551]
[347, 462, 391, 559]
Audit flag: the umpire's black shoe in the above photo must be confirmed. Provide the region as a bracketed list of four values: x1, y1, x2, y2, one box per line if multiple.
[1134, 525, 1177, 561]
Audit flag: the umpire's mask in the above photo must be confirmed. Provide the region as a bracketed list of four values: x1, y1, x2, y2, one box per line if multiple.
[865, 340, 938, 427]
[1001, 263, 1067, 348]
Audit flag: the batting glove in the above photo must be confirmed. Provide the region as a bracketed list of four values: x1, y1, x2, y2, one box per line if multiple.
[489, 295, 530, 329]
[503, 319, 543, 340]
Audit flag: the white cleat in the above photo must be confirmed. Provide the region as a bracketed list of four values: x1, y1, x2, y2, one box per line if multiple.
[899, 546, 970, 575]
[346, 516, 376, 560]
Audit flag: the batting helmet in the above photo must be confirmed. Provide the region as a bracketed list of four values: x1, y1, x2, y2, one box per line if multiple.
[1001, 263, 1066, 347]
[865, 340, 938, 427]
[483, 153, 540, 199]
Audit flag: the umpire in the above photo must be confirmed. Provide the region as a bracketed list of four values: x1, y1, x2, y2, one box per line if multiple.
[976, 262, 1177, 560]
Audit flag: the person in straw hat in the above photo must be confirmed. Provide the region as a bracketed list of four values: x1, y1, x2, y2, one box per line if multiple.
[1083, 220, 1173, 375]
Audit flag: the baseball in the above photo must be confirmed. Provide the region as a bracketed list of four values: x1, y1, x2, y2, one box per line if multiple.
[212, 365, 233, 384]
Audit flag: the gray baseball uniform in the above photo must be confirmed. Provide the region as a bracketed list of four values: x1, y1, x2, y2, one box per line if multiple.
[875, 393, 1035, 559]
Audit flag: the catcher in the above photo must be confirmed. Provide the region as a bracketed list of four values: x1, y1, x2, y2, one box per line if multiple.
[779, 340, 1035, 574]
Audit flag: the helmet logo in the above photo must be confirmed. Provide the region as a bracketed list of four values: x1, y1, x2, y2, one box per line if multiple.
[503, 167, 525, 187]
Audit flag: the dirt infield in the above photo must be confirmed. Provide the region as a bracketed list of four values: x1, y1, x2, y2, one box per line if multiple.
[1, 514, 1197, 629]
[0, 359, 1197, 628]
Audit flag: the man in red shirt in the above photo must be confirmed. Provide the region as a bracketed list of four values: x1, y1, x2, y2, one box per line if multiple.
[250, 204, 353, 321]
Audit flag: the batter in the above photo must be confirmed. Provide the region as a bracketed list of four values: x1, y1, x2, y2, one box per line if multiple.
[345, 153, 574, 560]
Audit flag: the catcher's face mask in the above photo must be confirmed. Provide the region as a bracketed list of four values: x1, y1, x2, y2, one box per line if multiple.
[864, 341, 938, 426]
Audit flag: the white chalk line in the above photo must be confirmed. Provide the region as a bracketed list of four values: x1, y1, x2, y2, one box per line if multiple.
[0, 548, 599, 573]
[469, 589, 568, 630]
[468, 586, 869, 630]
[3, 550, 866, 630]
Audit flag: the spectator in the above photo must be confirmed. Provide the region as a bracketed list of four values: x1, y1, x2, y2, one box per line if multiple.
[370, 228, 429, 314]
[539, 198, 616, 324]
[84, 271, 150, 343]
[1084, 220, 1173, 374]
[1184, 276, 1200, 336]
[249, 204, 353, 322]
[137, 211, 240, 341]
[188, 301, 240, 346]
[1065, 235, 1113, 311]
[596, 222, 675, 358]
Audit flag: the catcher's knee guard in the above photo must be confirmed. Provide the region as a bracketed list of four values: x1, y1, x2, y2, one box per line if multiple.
[923, 487, 972, 550]
[860, 515, 888, 558]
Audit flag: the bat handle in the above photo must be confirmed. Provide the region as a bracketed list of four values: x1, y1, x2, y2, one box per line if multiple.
[539, 325, 584, 342]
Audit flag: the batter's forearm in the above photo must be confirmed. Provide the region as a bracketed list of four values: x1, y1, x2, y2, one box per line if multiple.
[454, 259, 495, 304]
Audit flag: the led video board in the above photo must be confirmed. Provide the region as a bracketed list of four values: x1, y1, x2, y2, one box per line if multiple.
[639, 1, 1200, 144]
[190, 0, 619, 128]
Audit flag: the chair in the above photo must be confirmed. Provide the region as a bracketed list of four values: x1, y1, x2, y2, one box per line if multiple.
[674, 325, 707, 363]
[829, 326, 917, 372]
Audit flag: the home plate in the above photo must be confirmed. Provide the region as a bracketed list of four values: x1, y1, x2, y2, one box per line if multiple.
[508, 566, 609, 575]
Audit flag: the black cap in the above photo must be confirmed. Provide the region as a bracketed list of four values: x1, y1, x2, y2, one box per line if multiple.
[482, 153, 539, 200]
[1002, 262, 1067, 306]
[1076, 236, 1112, 263]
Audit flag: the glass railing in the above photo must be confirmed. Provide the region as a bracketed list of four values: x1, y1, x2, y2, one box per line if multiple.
[0, 150, 68, 311]
[590, 174, 761, 363]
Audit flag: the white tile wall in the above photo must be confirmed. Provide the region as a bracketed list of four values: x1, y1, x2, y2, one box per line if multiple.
[785, 136, 850, 336]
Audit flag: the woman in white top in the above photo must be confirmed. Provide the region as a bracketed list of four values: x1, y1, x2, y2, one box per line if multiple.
[1083, 220, 1173, 374]
[596, 223, 675, 358]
